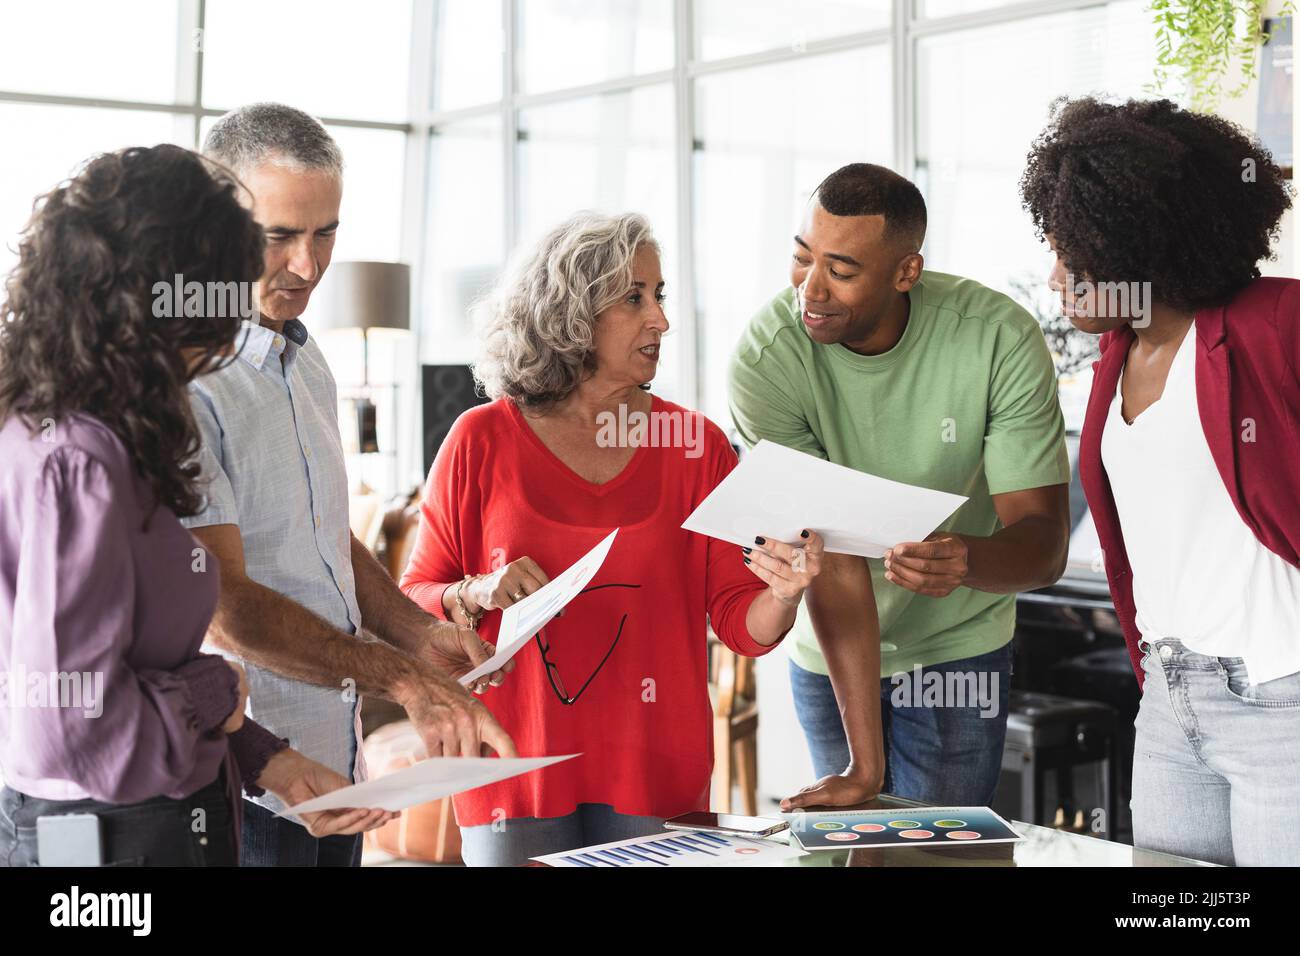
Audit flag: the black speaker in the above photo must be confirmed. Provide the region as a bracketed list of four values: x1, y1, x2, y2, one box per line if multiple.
[422, 365, 488, 478]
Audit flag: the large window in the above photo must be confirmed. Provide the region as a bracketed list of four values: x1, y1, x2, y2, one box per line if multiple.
[0, 1, 180, 102]
[0, 105, 183, 279]
[694, 0, 890, 60]
[0, 0, 416, 495]
[916, 0, 1158, 428]
[916, 0, 1158, 301]
[2, 0, 1171, 489]
[422, 115, 505, 364]
[694, 45, 893, 417]
[518, 0, 675, 93]
[0, 1, 412, 283]
[202, 0, 413, 123]
[408, 0, 1161, 424]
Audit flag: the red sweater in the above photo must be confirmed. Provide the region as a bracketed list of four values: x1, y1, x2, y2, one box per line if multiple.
[1079, 277, 1300, 688]
[400, 396, 773, 825]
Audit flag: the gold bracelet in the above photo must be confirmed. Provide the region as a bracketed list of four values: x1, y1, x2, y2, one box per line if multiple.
[454, 574, 482, 629]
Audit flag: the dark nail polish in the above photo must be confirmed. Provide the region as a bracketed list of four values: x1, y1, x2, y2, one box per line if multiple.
[755, 536, 766, 545]
[743, 557, 752, 565]
[742, 547, 752, 555]
[800, 529, 810, 539]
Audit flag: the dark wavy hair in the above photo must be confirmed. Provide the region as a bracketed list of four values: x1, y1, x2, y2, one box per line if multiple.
[0, 144, 265, 519]
[1020, 97, 1292, 312]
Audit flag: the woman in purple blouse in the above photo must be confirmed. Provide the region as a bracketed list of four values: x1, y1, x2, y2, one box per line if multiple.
[0, 145, 394, 866]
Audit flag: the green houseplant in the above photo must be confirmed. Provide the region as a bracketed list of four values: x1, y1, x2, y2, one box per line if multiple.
[1150, 1, 1293, 111]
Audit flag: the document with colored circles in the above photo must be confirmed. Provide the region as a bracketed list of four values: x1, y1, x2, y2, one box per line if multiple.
[782, 807, 1022, 850]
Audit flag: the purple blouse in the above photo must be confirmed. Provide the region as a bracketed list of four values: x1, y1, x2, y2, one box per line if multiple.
[0, 411, 286, 803]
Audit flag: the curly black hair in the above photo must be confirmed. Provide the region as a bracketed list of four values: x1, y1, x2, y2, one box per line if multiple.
[0, 144, 265, 520]
[1020, 97, 1292, 312]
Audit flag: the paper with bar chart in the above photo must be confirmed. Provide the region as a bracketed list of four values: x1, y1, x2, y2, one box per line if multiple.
[532, 829, 806, 867]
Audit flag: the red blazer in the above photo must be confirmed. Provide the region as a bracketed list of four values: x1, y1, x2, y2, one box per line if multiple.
[1078, 277, 1300, 687]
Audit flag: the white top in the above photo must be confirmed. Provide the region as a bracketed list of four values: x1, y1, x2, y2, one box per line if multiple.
[1100, 326, 1300, 684]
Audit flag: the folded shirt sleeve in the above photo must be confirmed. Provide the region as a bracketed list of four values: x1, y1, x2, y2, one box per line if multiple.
[399, 417, 471, 621]
[178, 388, 240, 530]
[7, 446, 240, 803]
[983, 323, 1071, 495]
[227, 720, 291, 798]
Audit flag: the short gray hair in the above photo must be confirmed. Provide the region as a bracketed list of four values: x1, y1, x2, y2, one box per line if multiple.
[473, 211, 659, 409]
[202, 102, 344, 179]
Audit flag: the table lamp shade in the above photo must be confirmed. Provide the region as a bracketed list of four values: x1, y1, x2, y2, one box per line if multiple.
[311, 261, 411, 334]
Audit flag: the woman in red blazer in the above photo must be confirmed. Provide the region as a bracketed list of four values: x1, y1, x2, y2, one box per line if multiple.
[1021, 97, 1299, 866]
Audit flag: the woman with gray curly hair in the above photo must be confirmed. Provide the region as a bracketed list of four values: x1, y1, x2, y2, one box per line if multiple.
[401, 211, 824, 865]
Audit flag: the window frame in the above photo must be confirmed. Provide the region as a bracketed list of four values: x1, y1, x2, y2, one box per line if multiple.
[0, 0, 1127, 429]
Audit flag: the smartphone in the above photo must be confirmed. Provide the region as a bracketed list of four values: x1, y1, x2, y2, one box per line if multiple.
[36, 813, 103, 866]
[663, 812, 788, 837]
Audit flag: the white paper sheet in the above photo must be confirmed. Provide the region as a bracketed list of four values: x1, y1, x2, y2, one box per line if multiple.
[681, 440, 967, 558]
[458, 529, 619, 686]
[532, 829, 807, 867]
[279, 754, 579, 815]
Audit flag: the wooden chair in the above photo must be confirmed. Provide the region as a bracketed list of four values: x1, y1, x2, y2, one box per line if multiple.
[363, 721, 462, 864]
[374, 491, 422, 581]
[710, 636, 759, 815]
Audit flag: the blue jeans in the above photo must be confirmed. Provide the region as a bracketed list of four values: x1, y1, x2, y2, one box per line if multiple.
[1131, 638, 1300, 866]
[459, 803, 665, 867]
[789, 642, 1012, 805]
[239, 798, 362, 867]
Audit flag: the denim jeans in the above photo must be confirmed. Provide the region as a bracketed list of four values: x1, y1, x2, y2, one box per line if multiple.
[789, 641, 1013, 806]
[1131, 638, 1300, 866]
[239, 798, 362, 867]
[0, 773, 235, 867]
[459, 802, 665, 867]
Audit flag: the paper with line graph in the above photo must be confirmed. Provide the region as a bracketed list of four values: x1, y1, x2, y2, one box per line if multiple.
[532, 828, 806, 867]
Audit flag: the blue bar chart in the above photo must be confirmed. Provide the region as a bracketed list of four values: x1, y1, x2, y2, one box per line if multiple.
[534, 829, 804, 867]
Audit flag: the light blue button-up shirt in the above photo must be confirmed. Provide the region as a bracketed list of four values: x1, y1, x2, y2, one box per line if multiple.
[183, 318, 364, 814]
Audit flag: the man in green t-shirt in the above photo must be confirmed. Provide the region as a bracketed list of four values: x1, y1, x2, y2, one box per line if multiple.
[729, 163, 1070, 810]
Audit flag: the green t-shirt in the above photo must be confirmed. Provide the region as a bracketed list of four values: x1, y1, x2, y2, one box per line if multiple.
[728, 272, 1069, 678]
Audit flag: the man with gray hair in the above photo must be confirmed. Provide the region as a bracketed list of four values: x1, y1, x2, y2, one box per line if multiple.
[185, 102, 516, 867]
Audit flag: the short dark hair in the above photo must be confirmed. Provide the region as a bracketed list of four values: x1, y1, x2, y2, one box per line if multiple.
[1020, 96, 1292, 312]
[812, 163, 927, 252]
